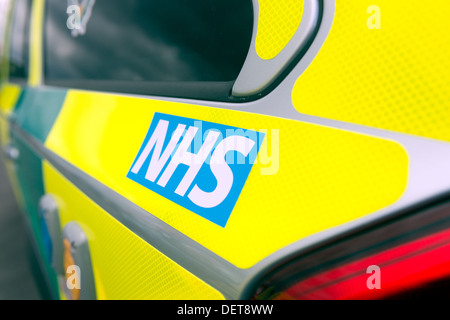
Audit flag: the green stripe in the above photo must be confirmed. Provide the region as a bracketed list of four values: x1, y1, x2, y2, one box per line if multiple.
[12, 87, 67, 142]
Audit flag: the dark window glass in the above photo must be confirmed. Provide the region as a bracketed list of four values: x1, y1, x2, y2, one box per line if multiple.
[44, 0, 253, 100]
[9, 0, 31, 80]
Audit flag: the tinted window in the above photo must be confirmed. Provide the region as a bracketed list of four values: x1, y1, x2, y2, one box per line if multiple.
[44, 0, 253, 100]
[9, 0, 31, 80]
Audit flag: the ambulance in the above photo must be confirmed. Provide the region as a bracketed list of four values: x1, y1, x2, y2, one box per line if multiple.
[0, 0, 449, 300]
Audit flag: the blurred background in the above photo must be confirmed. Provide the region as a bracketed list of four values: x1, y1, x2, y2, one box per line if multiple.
[0, 0, 42, 299]
[0, 158, 42, 299]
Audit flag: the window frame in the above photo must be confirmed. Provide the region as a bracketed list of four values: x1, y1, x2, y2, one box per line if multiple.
[42, 0, 255, 102]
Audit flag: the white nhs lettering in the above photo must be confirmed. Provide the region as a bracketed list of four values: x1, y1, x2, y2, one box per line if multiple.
[130, 119, 256, 208]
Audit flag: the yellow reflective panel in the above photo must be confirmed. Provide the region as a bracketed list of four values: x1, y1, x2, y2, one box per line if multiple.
[256, 0, 304, 60]
[28, 0, 44, 87]
[43, 161, 224, 300]
[293, 0, 450, 142]
[45, 91, 408, 268]
[0, 83, 21, 114]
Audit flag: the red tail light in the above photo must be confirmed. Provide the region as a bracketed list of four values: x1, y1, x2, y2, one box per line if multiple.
[252, 200, 450, 300]
[285, 228, 450, 300]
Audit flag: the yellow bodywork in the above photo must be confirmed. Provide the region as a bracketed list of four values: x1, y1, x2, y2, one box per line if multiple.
[44, 91, 408, 269]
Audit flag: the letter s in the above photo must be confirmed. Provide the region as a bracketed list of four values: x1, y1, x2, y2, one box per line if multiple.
[188, 136, 255, 208]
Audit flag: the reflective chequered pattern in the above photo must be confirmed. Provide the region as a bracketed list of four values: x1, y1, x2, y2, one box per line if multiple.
[256, 0, 304, 59]
[293, 0, 450, 142]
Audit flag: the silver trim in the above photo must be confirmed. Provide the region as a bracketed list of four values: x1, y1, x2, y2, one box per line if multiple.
[232, 0, 321, 96]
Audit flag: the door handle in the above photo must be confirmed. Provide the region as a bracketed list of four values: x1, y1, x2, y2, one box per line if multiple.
[2, 145, 19, 162]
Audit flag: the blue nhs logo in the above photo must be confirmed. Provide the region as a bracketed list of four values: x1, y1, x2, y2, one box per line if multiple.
[127, 113, 265, 227]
